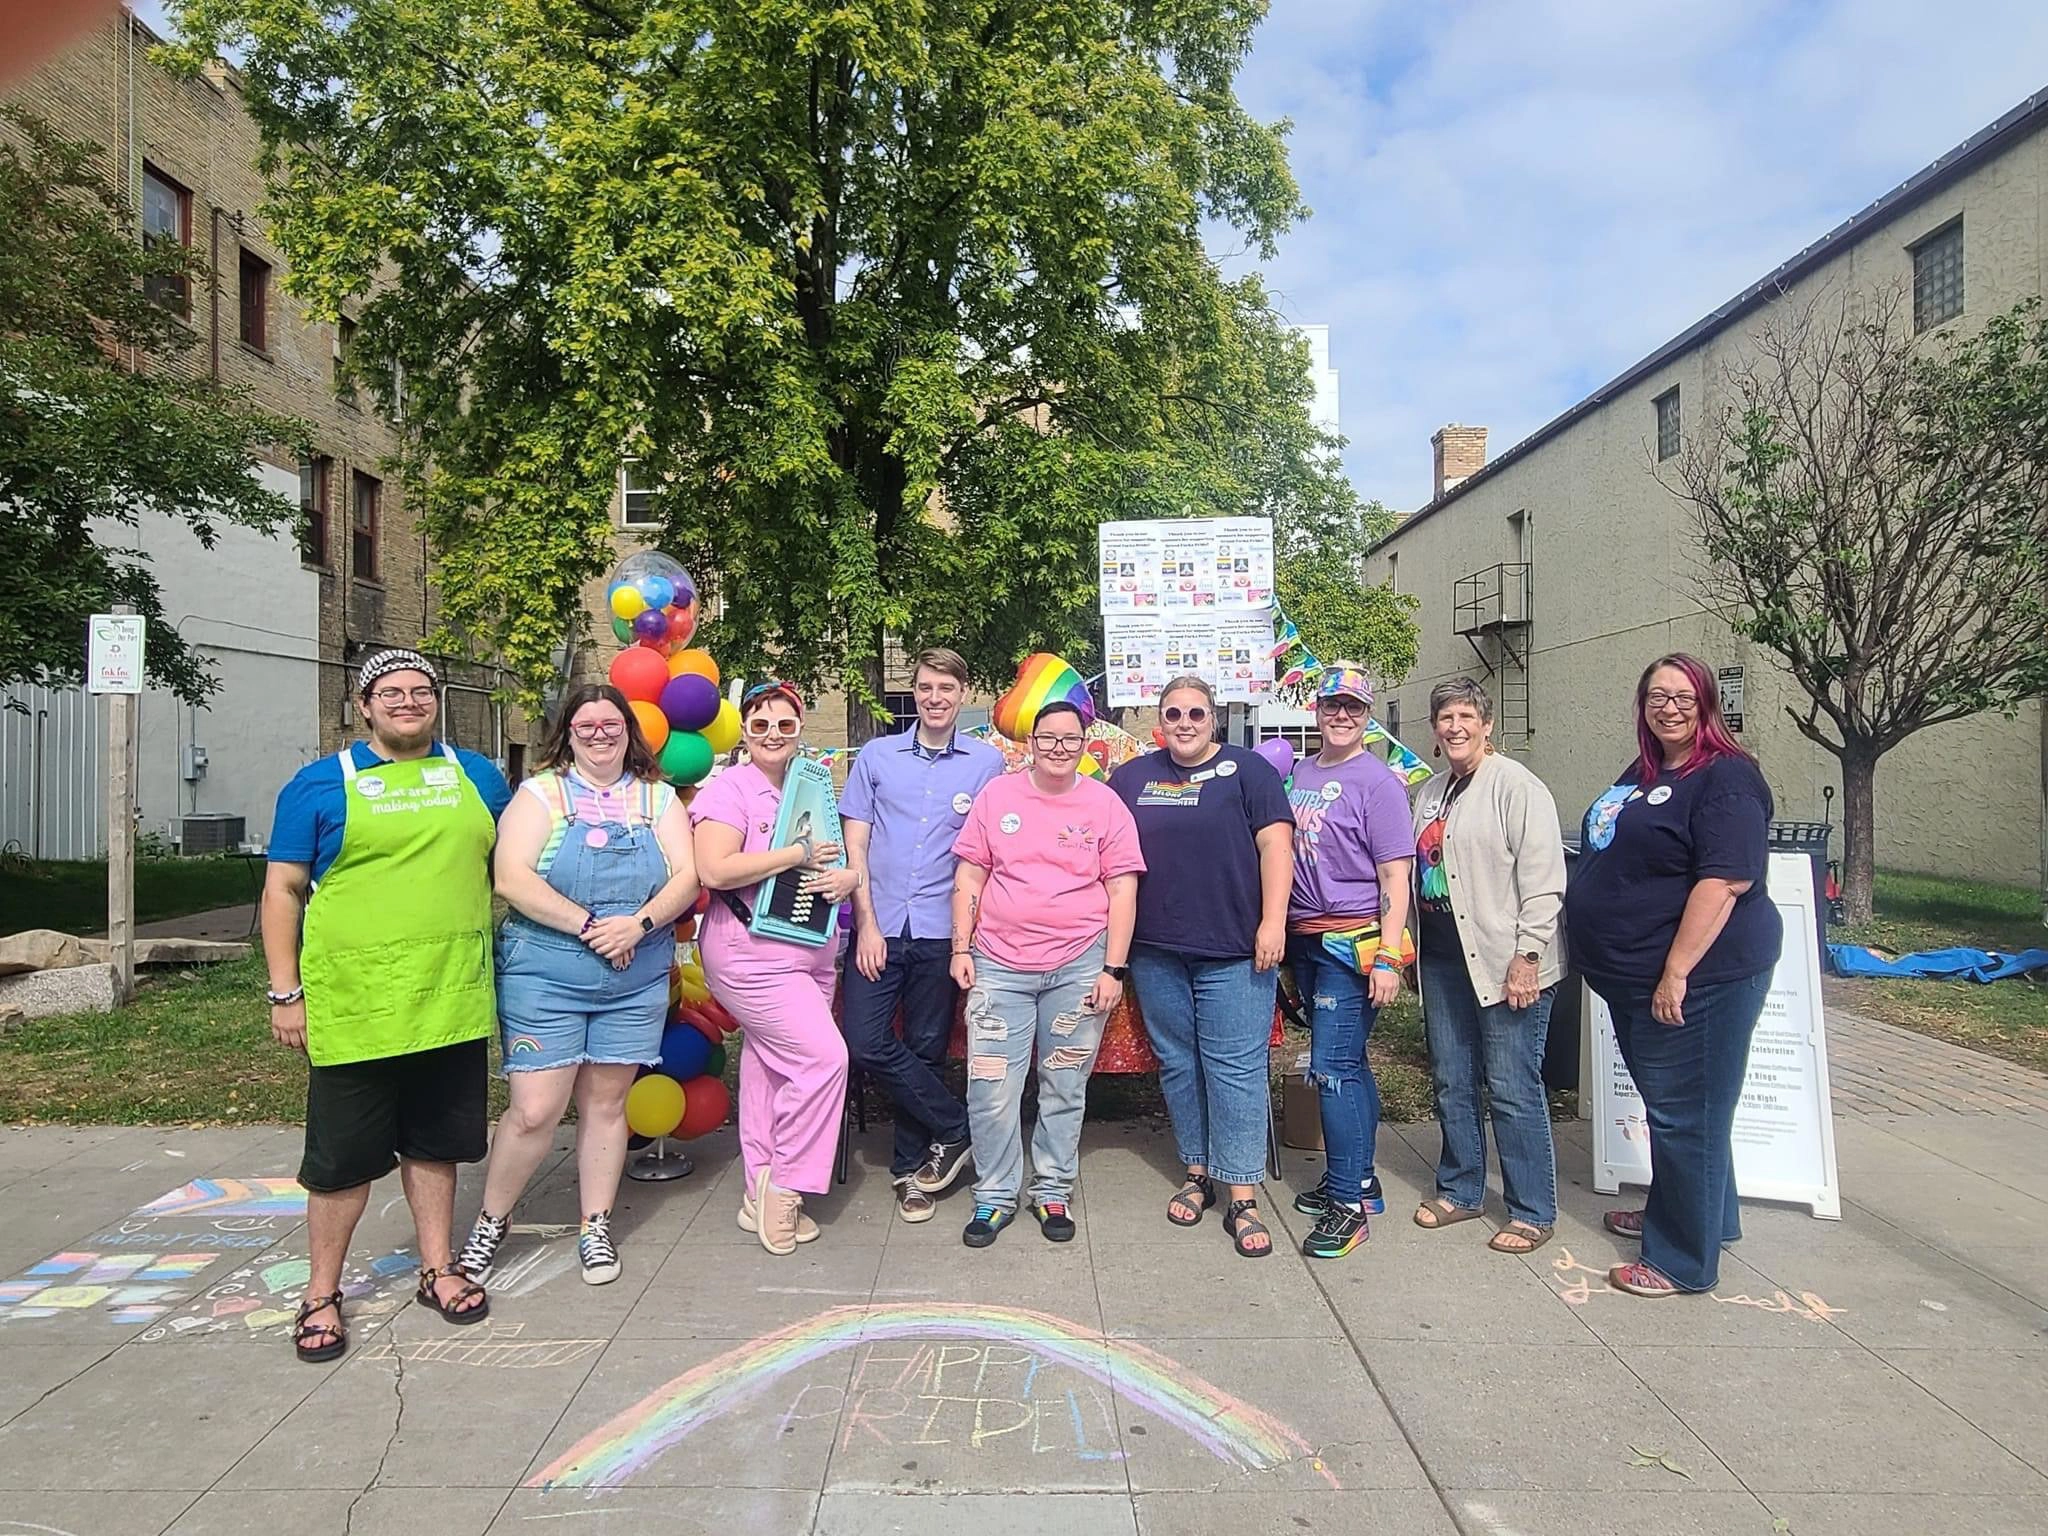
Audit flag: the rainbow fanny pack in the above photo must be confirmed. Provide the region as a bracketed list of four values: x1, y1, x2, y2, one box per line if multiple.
[1320, 919, 1416, 976]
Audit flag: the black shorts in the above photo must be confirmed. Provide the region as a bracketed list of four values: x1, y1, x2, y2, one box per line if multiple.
[298, 1037, 490, 1193]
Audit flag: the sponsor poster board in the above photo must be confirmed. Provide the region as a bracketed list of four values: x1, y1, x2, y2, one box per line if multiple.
[1104, 614, 1169, 704]
[1099, 519, 1278, 707]
[1590, 852, 1842, 1219]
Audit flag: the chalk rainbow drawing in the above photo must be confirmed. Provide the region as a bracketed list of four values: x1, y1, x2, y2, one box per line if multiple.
[134, 1178, 307, 1220]
[527, 1303, 1334, 1490]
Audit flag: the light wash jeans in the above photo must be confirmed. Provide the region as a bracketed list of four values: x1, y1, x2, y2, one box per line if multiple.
[1286, 933, 1381, 1196]
[1129, 943, 1275, 1186]
[1419, 949, 1558, 1227]
[965, 936, 1109, 1211]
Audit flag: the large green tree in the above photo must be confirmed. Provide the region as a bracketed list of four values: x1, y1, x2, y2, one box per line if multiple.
[1274, 496, 1418, 685]
[0, 107, 304, 704]
[171, 0, 1371, 729]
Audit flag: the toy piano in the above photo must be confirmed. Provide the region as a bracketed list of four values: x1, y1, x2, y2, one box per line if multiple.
[748, 754, 846, 947]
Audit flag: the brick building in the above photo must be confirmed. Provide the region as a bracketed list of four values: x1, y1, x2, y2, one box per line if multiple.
[0, 8, 506, 857]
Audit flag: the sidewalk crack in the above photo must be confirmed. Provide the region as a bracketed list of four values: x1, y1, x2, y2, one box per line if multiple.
[346, 1345, 406, 1533]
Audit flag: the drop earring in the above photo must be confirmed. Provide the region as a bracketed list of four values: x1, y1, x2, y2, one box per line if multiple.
[1432, 743, 1442, 758]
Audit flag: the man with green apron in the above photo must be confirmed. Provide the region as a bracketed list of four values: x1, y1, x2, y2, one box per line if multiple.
[261, 649, 512, 1362]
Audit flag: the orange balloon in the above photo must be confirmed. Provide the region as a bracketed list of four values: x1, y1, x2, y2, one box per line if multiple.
[667, 647, 721, 685]
[609, 646, 670, 704]
[629, 699, 670, 753]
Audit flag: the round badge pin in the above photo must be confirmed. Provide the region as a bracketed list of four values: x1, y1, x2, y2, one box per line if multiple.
[1217, 759, 1238, 777]
[952, 792, 974, 815]
[1647, 785, 1673, 805]
[355, 775, 386, 799]
[1320, 781, 1342, 802]
[585, 827, 610, 848]
[1000, 813, 1022, 834]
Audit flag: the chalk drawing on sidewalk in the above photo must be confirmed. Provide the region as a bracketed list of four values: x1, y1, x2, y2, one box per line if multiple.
[526, 1303, 1337, 1491]
[365, 1321, 604, 1369]
[133, 1177, 307, 1220]
[1546, 1247, 1846, 1322]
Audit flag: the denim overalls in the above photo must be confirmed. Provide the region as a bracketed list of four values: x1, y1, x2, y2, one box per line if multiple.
[496, 770, 676, 1071]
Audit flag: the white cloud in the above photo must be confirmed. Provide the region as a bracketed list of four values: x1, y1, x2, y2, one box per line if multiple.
[1228, 0, 2048, 509]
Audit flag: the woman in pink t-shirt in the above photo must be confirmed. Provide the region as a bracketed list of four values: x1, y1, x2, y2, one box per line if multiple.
[949, 700, 1145, 1248]
[689, 683, 859, 1255]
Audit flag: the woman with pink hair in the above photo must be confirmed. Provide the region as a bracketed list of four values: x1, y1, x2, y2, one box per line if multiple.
[1565, 654, 1782, 1298]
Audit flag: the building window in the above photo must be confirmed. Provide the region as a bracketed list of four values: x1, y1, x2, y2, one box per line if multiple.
[1654, 386, 1681, 461]
[141, 164, 190, 313]
[1912, 218, 1963, 333]
[1386, 551, 1399, 593]
[620, 459, 660, 527]
[238, 247, 270, 350]
[299, 454, 331, 566]
[334, 316, 357, 402]
[1268, 724, 1321, 758]
[883, 691, 916, 732]
[351, 469, 380, 581]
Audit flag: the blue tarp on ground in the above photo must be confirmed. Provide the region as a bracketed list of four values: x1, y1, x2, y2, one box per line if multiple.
[1827, 944, 2048, 983]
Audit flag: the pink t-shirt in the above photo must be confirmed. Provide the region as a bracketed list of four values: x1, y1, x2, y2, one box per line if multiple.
[687, 762, 841, 970]
[952, 773, 1145, 971]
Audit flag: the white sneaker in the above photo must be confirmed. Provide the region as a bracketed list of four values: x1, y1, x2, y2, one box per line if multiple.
[738, 1187, 819, 1242]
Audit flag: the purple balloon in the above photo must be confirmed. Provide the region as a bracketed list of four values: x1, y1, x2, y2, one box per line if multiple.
[670, 570, 697, 609]
[659, 671, 721, 732]
[1255, 737, 1296, 780]
[631, 606, 670, 642]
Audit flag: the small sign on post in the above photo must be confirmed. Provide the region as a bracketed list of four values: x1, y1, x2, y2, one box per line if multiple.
[1718, 664, 1745, 733]
[89, 610, 144, 1003]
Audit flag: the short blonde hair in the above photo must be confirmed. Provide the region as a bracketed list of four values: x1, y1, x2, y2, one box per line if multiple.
[1160, 674, 1215, 709]
[914, 648, 971, 687]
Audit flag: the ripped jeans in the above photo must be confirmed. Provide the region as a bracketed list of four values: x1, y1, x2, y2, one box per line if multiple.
[1287, 932, 1381, 1200]
[964, 936, 1109, 1212]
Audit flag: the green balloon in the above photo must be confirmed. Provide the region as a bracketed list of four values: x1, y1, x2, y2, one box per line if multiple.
[704, 1041, 726, 1078]
[660, 730, 714, 785]
[611, 614, 635, 645]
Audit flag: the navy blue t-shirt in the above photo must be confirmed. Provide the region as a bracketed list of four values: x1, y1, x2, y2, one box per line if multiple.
[1564, 754, 1783, 986]
[269, 741, 512, 882]
[1108, 745, 1294, 960]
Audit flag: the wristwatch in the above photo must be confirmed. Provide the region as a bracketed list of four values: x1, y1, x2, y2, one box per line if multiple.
[639, 915, 655, 934]
[1102, 963, 1130, 981]
[1520, 950, 1540, 965]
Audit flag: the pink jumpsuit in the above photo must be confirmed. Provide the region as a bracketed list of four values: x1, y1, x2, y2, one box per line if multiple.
[689, 763, 848, 1195]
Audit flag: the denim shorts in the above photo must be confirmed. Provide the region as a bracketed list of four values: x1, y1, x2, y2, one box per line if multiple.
[495, 920, 670, 1073]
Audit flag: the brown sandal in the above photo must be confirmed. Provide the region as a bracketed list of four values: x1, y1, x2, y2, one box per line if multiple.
[1488, 1221, 1554, 1254]
[293, 1290, 346, 1363]
[1413, 1198, 1484, 1230]
[415, 1265, 490, 1325]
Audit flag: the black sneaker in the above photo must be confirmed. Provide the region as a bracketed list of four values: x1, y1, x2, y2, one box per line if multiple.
[456, 1210, 509, 1283]
[911, 1137, 975, 1195]
[962, 1204, 1014, 1248]
[1031, 1200, 1076, 1242]
[1302, 1201, 1370, 1259]
[1294, 1176, 1385, 1218]
[1358, 1177, 1386, 1216]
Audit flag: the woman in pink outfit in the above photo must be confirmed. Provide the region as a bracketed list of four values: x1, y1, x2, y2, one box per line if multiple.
[689, 683, 859, 1253]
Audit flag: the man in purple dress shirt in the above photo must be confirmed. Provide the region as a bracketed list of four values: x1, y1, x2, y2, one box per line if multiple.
[840, 648, 1005, 1222]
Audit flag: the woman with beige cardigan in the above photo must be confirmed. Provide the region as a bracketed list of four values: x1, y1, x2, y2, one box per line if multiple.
[1410, 677, 1568, 1253]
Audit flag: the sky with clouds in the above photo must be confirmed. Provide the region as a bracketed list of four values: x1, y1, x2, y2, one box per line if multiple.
[133, 0, 2048, 509]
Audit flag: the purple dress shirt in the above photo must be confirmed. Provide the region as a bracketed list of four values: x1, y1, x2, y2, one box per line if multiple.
[838, 728, 1005, 941]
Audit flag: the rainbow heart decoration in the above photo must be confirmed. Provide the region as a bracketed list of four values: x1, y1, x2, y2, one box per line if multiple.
[992, 652, 1096, 742]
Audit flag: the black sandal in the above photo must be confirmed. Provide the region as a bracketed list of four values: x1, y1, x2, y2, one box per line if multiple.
[415, 1265, 490, 1325]
[1223, 1198, 1273, 1259]
[1167, 1173, 1215, 1227]
[293, 1290, 347, 1363]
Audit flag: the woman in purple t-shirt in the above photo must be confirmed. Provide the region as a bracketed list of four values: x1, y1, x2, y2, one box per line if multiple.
[1285, 666, 1416, 1260]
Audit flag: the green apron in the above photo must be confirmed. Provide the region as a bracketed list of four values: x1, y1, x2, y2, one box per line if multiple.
[300, 744, 498, 1066]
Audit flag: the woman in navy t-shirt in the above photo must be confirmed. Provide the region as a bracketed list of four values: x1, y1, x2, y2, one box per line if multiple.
[1564, 653, 1782, 1298]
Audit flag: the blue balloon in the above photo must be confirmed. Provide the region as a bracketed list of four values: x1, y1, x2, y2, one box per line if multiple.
[659, 1023, 711, 1082]
[635, 574, 675, 612]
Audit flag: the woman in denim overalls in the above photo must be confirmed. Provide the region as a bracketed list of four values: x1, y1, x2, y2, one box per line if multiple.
[456, 683, 699, 1286]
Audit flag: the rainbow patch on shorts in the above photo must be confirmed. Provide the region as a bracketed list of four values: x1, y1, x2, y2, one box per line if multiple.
[507, 1035, 546, 1056]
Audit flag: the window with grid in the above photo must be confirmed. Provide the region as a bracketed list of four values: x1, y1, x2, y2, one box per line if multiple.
[620, 459, 660, 527]
[141, 165, 190, 313]
[1654, 387, 1681, 461]
[299, 454, 331, 565]
[238, 247, 270, 349]
[351, 469, 380, 581]
[1912, 219, 1963, 332]
[1268, 724, 1321, 757]
[883, 691, 917, 732]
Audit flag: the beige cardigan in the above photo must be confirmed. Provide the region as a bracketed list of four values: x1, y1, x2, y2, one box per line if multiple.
[1410, 753, 1567, 1007]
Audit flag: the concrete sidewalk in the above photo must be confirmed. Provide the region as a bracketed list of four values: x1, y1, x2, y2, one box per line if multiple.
[0, 1096, 2043, 1535]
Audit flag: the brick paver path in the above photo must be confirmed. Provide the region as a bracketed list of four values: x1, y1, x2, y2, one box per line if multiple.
[1825, 1002, 2048, 1114]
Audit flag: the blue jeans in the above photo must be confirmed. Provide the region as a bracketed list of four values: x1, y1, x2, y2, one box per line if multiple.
[1130, 944, 1275, 1187]
[965, 938, 1108, 1210]
[1419, 950, 1557, 1227]
[1590, 969, 1772, 1291]
[1286, 933, 1380, 1198]
[840, 936, 970, 1177]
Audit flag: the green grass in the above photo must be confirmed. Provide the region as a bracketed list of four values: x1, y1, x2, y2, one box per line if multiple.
[1825, 870, 2048, 1076]
[0, 854, 263, 937]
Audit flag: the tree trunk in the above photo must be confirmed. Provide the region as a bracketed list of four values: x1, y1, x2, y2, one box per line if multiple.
[846, 644, 889, 747]
[1839, 740, 1879, 925]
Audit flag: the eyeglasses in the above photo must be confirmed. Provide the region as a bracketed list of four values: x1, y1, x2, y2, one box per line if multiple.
[1644, 690, 1699, 712]
[1031, 734, 1084, 754]
[1317, 697, 1367, 718]
[369, 686, 437, 705]
[570, 720, 625, 741]
[1161, 705, 1210, 724]
[745, 717, 801, 738]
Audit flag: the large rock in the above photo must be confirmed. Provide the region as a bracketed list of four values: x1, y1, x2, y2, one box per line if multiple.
[0, 962, 118, 1019]
[0, 930, 88, 976]
[78, 936, 250, 968]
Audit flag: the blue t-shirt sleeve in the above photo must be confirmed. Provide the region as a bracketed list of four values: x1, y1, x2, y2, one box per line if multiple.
[1690, 763, 1770, 884]
[457, 750, 513, 821]
[838, 745, 876, 824]
[1239, 752, 1294, 831]
[268, 760, 336, 865]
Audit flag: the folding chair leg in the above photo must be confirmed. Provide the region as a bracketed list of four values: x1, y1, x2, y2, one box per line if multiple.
[835, 1082, 854, 1186]
[1267, 1107, 1283, 1183]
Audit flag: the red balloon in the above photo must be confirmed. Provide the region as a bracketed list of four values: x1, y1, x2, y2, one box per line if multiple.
[666, 602, 698, 646]
[609, 646, 670, 704]
[1151, 726, 1167, 748]
[677, 1002, 724, 1045]
[676, 1074, 731, 1138]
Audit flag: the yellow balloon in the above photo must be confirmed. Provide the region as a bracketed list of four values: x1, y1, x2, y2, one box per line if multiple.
[625, 1073, 686, 1137]
[702, 698, 741, 755]
[609, 584, 648, 621]
[678, 977, 711, 1007]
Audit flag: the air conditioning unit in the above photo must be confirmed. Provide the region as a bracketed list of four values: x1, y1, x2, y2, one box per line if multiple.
[180, 814, 246, 855]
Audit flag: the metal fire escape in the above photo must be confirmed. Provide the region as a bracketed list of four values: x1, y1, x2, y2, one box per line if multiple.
[1452, 563, 1531, 744]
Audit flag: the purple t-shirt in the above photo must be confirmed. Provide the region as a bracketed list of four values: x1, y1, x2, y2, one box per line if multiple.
[838, 729, 1003, 940]
[1287, 751, 1417, 923]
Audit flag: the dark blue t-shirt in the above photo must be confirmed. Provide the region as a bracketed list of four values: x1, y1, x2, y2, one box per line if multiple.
[269, 741, 512, 882]
[1109, 745, 1294, 960]
[1564, 754, 1782, 986]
